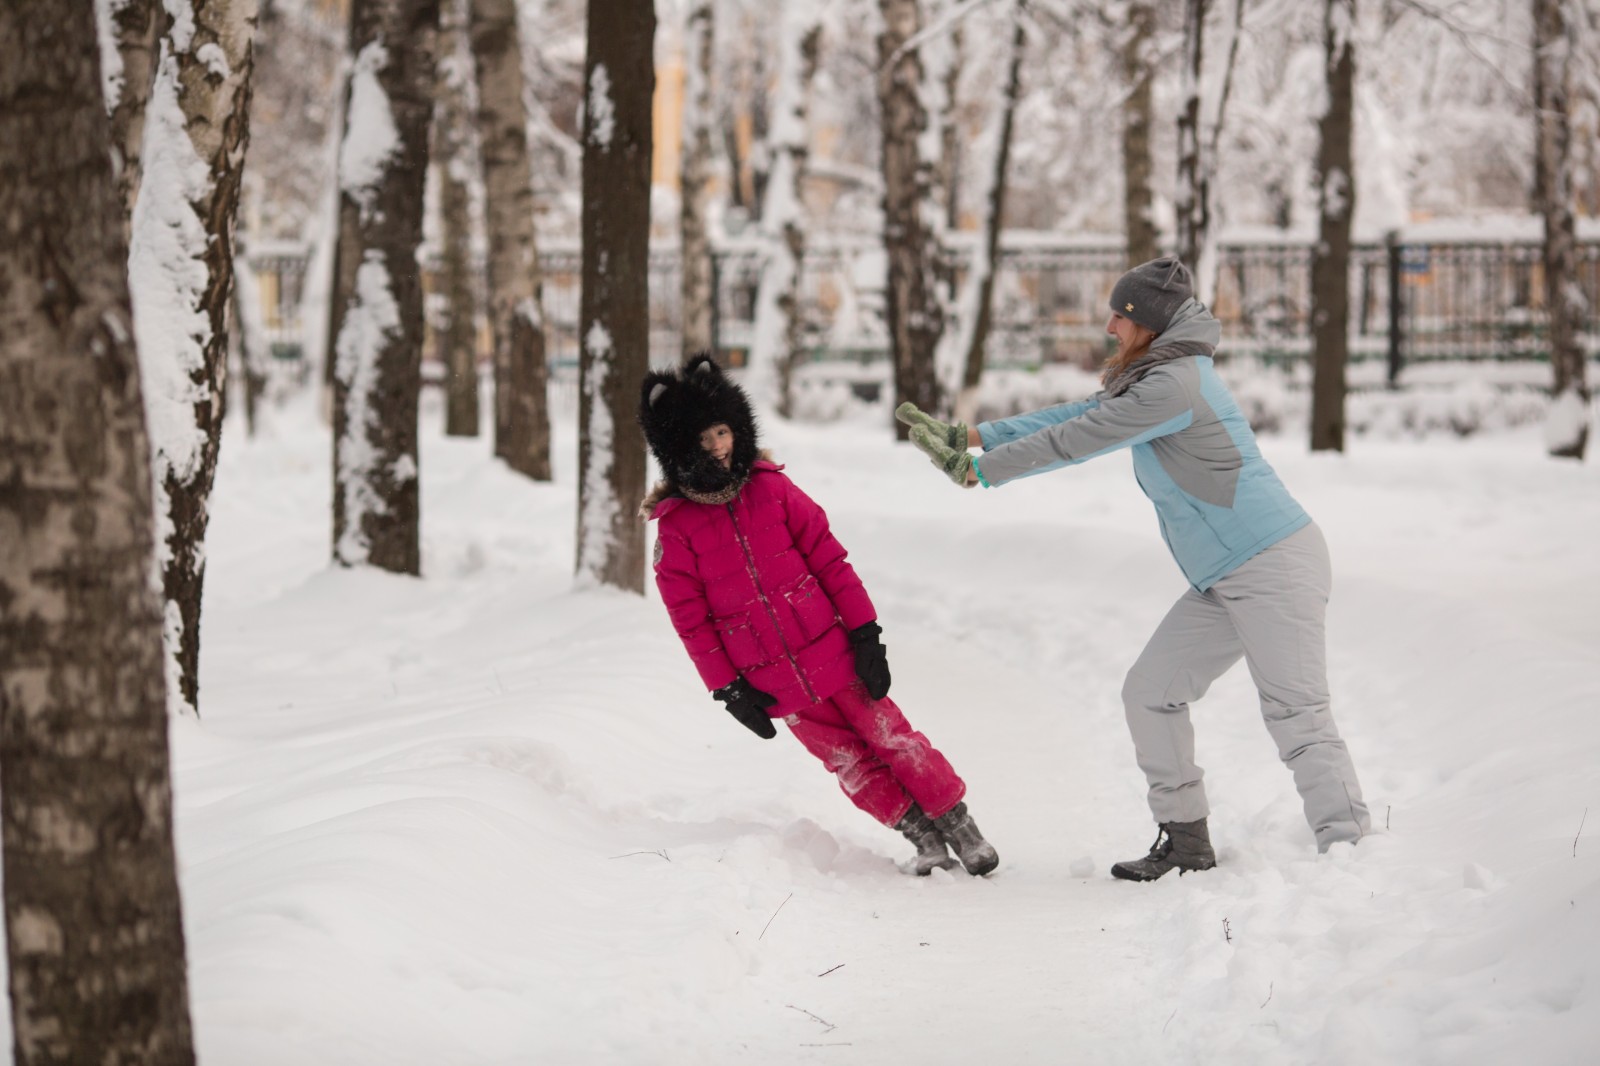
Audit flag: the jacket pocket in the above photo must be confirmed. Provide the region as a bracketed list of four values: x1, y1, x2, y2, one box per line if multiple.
[715, 614, 764, 667]
[781, 574, 837, 643]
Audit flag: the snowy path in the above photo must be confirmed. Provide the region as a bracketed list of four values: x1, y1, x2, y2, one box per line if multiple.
[107, 398, 1600, 1063]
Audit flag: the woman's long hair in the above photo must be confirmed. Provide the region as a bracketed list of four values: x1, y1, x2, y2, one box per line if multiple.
[1100, 323, 1158, 388]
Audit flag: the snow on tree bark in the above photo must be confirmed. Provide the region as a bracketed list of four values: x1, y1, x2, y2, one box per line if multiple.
[879, 0, 946, 437]
[0, 2, 195, 1059]
[680, 0, 716, 360]
[436, 0, 481, 439]
[576, 0, 653, 594]
[128, 0, 259, 717]
[1309, 0, 1355, 454]
[469, 0, 551, 479]
[97, 0, 165, 237]
[331, 0, 440, 574]
[1534, 0, 1589, 459]
[746, 6, 822, 417]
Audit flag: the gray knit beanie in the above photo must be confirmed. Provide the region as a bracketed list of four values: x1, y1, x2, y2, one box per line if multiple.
[1109, 257, 1194, 335]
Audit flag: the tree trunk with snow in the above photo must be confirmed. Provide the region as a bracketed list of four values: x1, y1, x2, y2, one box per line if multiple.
[1534, 0, 1589, 460]
[576, 0, 654, 593]
[469, 0, 551, 479]
[953, 0, 1027, 423]
[0, 3, 196, 1060]
[130, 0, 260, 716]
[879, 0, 946, 438]
[746, 8, 823, 417]
[680, 0, 716, 360]
[1121, 0, 1158, 267]
[330, 0, 440, 574]
[436, 0, 480, 438]
[1174, 0, 1207, 272]
[101, 0, 166, 235]
[1309, 0, 1355, 454]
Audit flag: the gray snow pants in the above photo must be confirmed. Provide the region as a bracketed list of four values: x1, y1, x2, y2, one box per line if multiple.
[1121, 522, 1370, 851]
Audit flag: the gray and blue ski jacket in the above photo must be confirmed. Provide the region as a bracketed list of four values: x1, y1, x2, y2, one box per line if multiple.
[974, 354, 1310, 592]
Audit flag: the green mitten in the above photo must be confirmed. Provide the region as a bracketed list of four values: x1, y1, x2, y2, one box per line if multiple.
[895, 402, 968, 450]
[910, 425, 976, 487]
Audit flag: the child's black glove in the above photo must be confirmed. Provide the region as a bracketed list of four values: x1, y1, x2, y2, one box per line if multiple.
[712, 677, 779, 739]
[848, 621, 891, 700]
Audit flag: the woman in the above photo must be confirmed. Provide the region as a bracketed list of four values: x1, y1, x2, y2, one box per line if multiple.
[898, 256, 1369, 880]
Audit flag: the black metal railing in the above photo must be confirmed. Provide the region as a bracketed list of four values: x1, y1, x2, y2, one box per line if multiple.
[246, 228, 1600, 385]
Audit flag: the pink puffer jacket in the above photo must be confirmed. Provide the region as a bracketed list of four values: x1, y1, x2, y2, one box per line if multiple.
[649, 461, 876, 715]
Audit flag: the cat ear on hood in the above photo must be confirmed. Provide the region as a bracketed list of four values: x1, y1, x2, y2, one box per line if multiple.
[685, 352, 721, 380]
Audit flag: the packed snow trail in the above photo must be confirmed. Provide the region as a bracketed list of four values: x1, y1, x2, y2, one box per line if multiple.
[2, 393, 1588, 1064]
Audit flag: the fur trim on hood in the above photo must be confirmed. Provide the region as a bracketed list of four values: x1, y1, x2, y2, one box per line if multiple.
[637, 353, 761, 498]
[640, 450, 776, 519]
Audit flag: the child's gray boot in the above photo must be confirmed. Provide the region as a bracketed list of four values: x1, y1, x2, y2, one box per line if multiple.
[931, 801, 999, 876]
[896, 803, 960, 875]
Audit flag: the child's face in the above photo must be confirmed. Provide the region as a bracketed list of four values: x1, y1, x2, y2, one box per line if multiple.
[699, 423, 734, 468]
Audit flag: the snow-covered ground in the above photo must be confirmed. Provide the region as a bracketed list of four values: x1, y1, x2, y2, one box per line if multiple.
[73, 390, 1600, 1062]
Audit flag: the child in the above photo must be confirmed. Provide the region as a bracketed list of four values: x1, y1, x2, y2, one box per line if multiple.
[638, 354, 998, 876]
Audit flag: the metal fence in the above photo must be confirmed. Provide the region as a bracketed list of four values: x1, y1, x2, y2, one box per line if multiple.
[247, 229, 1600, 386]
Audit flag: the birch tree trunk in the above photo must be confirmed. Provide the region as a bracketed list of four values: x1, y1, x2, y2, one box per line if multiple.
[1534, 0, 1589, 459]
[1309, 0, 1355, 453]
[0, 2, 195, 1060]
[1174, 0, 1207, 271]
[576, 0, 654, 593]
[436, 0, 480, 438]
[1121, 0, 1158, 267]
[469, 0, 551, 479]
[680, 0, 717, 360]
[954, 0, 1027, 423]
[101, 0, 166, 236]
[130, 0, 260, 716]
[746, 7, 823, 417]
[879, 0, 946, 438]
[330, 0, 440, 574]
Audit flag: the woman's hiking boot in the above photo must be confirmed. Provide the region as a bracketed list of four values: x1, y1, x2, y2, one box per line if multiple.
[895, 803, 960, 875]
[931, 801, 1000, 876]
[1110, 818, 1217, 882]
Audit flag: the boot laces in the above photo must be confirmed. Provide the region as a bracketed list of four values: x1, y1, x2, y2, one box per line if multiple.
[1146, 826, 1174, 862]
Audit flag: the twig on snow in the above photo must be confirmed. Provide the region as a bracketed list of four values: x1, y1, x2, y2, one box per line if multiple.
[800, 1044, 853, 1048]
[1222, 918, 1232, 943]
[1261, 982, 1273, 1009]
[787, 1005, 836, 1032]
[608, 849, 670, 861]
[817, 964, 845, 977]
[1163, 1008, 1178, 1033]
[1576, 808, 1588, 858]
[760, 892, 794, 940]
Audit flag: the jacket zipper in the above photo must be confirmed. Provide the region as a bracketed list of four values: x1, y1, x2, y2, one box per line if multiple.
[728, 502, 817, 702]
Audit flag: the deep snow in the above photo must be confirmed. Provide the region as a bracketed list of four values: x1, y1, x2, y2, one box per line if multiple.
[32, 385, 1600, 1063]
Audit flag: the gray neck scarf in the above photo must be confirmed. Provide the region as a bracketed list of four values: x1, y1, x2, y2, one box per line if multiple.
[1101, 298, 1222, 398]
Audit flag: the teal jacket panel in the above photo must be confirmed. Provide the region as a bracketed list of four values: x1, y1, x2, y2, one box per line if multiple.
[975, 357, 1310, 590]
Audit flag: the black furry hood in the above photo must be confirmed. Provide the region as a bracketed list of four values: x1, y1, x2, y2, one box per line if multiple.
[637, 353, 761, 497]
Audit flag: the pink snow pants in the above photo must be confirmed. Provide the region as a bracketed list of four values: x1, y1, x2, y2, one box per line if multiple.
[784, 680, 966, 827]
